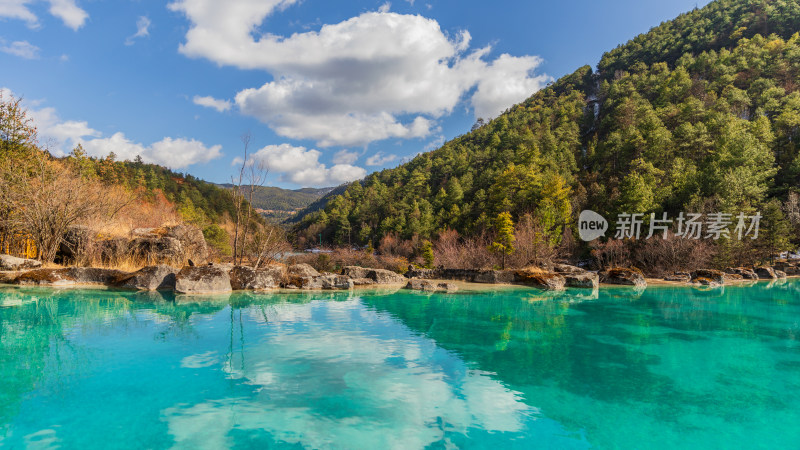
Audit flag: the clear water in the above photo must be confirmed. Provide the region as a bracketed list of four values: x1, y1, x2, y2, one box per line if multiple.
[1, 280, 799, 449]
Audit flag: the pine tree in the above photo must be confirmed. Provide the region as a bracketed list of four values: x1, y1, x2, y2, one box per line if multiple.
[421, 240, 434, 269]
[489, 212, 515, 269]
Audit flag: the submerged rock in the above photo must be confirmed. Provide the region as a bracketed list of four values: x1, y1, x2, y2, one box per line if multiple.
[564, 272, 599, 289]
[725, 267, 759, 280]
[174, 266, 231, 294]
[600, 268, 647, 288]
[316, 274, 354, 290]
[341, 266, 406, 284]
[405, 278, 459, 293]
[723, 272, 744, 282]
[0, 254, 42, 271]
[664, 272, 691, 282]
[113, 265, 176, 290]
[514, 269, 566, 291]
[14, 267, 127, 286]
[693, 277, 723, 288]
[691, 269, 726, 285]
[755, 266, 777, 279]
[472, 269, 515, 284]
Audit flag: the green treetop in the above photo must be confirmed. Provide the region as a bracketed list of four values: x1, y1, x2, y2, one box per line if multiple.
[490, 212, 515, 269]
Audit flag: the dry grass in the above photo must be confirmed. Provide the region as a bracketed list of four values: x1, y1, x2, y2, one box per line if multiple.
[287, 248, 411, 274]
[90, 189, 181, 238]
[516, 266, 549, 274]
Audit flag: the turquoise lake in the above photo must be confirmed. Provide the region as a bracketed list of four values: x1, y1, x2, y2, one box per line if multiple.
[1, 280, 799, 449]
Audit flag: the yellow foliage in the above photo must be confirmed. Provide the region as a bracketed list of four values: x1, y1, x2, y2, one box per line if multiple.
[0, 233, 37, 259]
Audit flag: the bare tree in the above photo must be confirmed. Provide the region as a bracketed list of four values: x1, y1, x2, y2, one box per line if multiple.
[509, 213, 556, 268]
[230, 132, 271, 266]
[230, 134, 249, 265]
[1, 154, 131, 262]
[251, 225, 290, 268]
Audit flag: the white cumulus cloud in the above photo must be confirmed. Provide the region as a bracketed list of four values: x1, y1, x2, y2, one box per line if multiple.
[169, 1, 549, 147]
[251, 143, 366, 187]
[3, 87, 222, 169]
[27, 104, 100, 149]
[332, 149, 359, 165]
[471, 53, 548, 119]
[365, 151, 397, 166]
[80, 133, 222, 169]
[0, 39, 40, 59]
[193, 95, 232, 112]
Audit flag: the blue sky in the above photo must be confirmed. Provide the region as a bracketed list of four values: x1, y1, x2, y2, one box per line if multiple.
[2, 0, 711, 188]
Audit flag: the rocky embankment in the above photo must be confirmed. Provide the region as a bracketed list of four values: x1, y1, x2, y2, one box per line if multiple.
[0, 260, 414, 294]
[658, 263, 795, 288]
[1, 254, 795, 294]
[0, 258, 602, 294]
[58, 224, 209, 267]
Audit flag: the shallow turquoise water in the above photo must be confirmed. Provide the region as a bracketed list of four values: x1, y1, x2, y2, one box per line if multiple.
[1, 280, 799, 449]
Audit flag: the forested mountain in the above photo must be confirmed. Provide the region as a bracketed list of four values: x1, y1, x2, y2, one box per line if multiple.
[66, 147, 245, 227]
[287, 184, 350, 224]
[294, 0, 800, 252]
[218, 184, 332, 212]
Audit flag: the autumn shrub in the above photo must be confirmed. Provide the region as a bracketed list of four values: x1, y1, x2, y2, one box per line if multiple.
[592, 235, 717, 277]
[507, 213, 557, 268]
[433, 229, 497, 269]
[379, 233, 415, 258]
[590, 239, 633, 271]
[286, 248, 410, 274]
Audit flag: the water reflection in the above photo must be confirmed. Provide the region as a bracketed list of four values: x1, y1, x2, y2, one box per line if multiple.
[363, 280, 800, 447]
[1, 281, 799, 448]
[0, 287, 579, 449]
[162, 296, 542, 449]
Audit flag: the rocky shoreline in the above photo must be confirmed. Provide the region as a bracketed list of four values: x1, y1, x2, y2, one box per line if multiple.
[0, 253, 796, 295]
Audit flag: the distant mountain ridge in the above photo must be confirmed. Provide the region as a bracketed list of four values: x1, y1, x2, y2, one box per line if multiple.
[217, 184, 334, 219]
